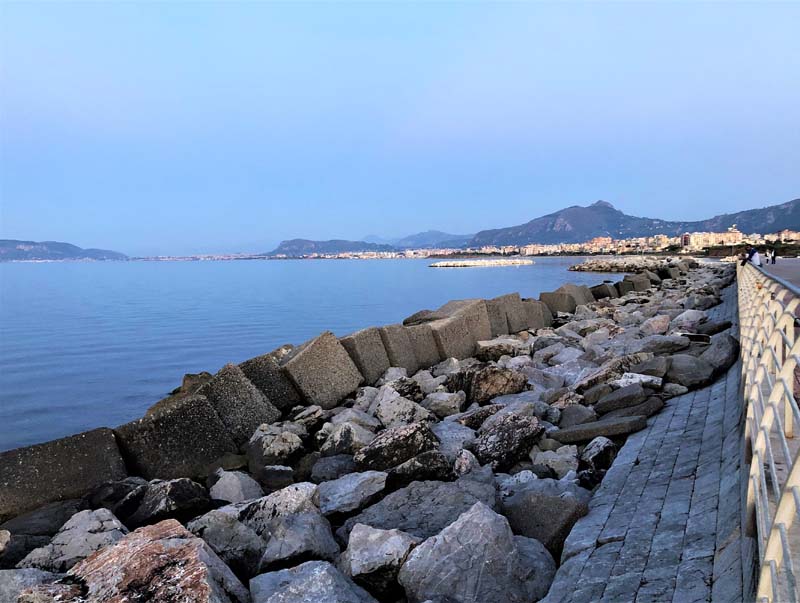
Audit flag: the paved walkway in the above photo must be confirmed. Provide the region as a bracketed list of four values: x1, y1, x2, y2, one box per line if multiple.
[543, 286, 755, 603]
[761, 257, 800, 288]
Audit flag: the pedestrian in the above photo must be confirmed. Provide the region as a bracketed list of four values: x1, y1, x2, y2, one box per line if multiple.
[772, 248, 777, 264]
[751, 248, 763, 267]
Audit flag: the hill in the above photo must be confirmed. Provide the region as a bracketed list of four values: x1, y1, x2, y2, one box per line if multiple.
[268, 239, 396, 257]
[0, 240, 128, 261]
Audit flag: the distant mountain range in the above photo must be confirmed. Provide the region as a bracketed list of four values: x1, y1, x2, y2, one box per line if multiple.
[269, 197, 800, 255]
[0, 240, 128, 261]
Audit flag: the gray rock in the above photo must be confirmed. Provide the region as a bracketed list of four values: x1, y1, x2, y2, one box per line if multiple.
[258, 511, 340, 572]
[318, 472, 388, 516]
[338, 524, 419, 598]
[446, 365, 527, 405]
[188, 509, 266, 578]
[281, 331, 364, 410]
[250, 560, 377, 603]
[671, 309, 707, 330]
[236, 483, 320, 535]
[630, 356, 672, 378]
[0, 569, 60, 603]
[640, 314, 670, 335]
[254, 466, 295, 493]
[1, 500, 86, 538]
[453, 449, 481, 476]
[500, 478, 591, 556]
[666, 353, 715, 388]
[240, 352, 303, 411]
[663, 382, 689, 397]
[700, 333, 740, 377]
[354, 423, 439, 471]
[579, 437, 617, 472]
[472, 414, 544, 470]
[18, 509, 127, 572]
[198, 363, 282, 446]
[514, 535, 558, 601]
[248, 425, 304, 474]
[311, 455, 357, 484]
[115, 478, 210, 529]
[339, 470, 498, 541]
[630, 334, 691, 355]
[431, 357, 461, 377]
[604, 396, 664, 419]
[386, 450, 454, 488]
[431, 422, 476, 461]
[421, 391, 466, 418]
[331, 409, 381, 432]
[550, 415, 647, 444]
[616, 280, 635, 296]
[375, 396, 434, 429]
[398, 502, 554, 603]
[594, 383, 647, 414]
[319, 422, 375, 457]
[530, 446, 578, 479]
[340, 328, 391, 386]
[579, 382, 612, 405]
[558, 404, 597, 428]
[210, 470, 264, 504]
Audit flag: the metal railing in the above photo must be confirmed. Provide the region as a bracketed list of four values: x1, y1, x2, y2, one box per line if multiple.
[739, 262, 800, 603]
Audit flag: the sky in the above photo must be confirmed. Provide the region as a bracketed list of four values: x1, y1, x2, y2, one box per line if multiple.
[1, 2, 799, 256]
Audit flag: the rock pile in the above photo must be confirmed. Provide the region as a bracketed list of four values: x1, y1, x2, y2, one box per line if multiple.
[0, 259, 738, 602]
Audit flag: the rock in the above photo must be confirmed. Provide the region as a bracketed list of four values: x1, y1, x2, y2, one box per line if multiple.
[539, 292, 577, 315]
[236, 483, 320, 535]
[472, 415, 544, 471]
[451, 404, 503, 429]
[430, 299, 494, 360]
[476, 339, 518, 362]
[671, 309, 707, 330]
[318, 472, 388, 516]
[403, 309, 449, 326]
[311, 455, 357, 483]
[376, 367, 407, 384]
[0, 429, 127, 524]
[700, 333, 740, 377]
[696, 319, 732, 336]
[582, 383, 613, 405]
[630, 356, 672, 378]
[640, 314, 671, 336]
[198, 363, 282, 446]
[0, 569, 60, 602]
[558, 404, 597, 428]
[375, 395, 434, 428]
[550, 415, 647, 444]
[378, 324, 420, 375]
[631, 334, 691, 355]
[405, 323, 443, 368]
[605, 396, 665, 419]
[571, 352, 653, 393]
[22, 519, 249, 603]
[383, 377, 425, 402]
[530, 446, 578, 478]
[453, 450, 481, 476]
[115, 478, 211, 529]
[188, 509, 265, 578]
[1, 500, 86, 538]
[579, 437, 617, 472]
[340, 328, 391, 386]
[431, 357, 461, 377]
[500, 478, 591, 556]
[398, 502, 555, 603]
[338, 524, 419, 598]
[258, 511, 340, 571]
[666, 354, 715, 388]
[446, 366, 527, 405]
[250, 560, 377, 603]
[590, 283, 618, 300]
[521, 298, 553, 329]
[616, 280, 635, 296]
[281, 331, 364, 409]
[338, 470, 497, 541]
[240, 352, 303, 411]
[319, 423, 375, 457]
[247, 426, 304, 475]
[210, 470, 264, 504]
[663, 383, 689, 397]
[594, 383, 647, 414]
[608, 372, 663, 389]
[431, 422, 476, 461]
[353, 423, 439, 471]
[421, 391, 466, 418]
[255, 466, 295, 493]
[17, 509, 127, 573]
[386, 450, 454, 488]
[624, 273, 651, 292]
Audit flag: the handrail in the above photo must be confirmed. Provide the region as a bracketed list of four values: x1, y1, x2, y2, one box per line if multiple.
[739, 262, 800, 602]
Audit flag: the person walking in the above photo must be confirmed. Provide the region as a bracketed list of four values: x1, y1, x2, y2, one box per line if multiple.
[772, 248, 778, 264]
[751, 248, 763, 267]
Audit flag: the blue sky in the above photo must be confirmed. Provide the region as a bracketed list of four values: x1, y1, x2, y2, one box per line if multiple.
[1, 2, 798, 256]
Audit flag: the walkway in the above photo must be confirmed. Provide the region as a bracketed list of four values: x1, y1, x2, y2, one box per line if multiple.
[543, 285, 755, 603]
[761, 257, 800, 289]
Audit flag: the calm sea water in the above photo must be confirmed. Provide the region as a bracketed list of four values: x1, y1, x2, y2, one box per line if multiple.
[0, 257, 615, 451]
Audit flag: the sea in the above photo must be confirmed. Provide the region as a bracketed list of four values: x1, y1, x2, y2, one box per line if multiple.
[0, 257, 617, 452]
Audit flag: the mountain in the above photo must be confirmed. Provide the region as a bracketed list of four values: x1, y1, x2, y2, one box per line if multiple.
[268, 239, 396, 257]
[394, 230, 473, 249]
[469, 198, 800, 246]
[0, 240, 128, 261]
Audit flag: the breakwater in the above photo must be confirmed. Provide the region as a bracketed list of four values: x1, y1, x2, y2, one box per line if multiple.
[0, 256, 738, 602]
[430, 259, 534, 268]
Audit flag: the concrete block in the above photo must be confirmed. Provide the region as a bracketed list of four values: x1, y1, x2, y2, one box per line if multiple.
[521, 299, 553, 330]
[539, 292, 577, 315]
[430, 299, 492, 360]
[379, 324, 420, 374]
[615, 280, 635, 296]
[281, 331, 364, 409]
[590, 283, 618, 300]
[487, 293, 528, 335]
[115, 395, 238, 480]
[485, 296, 510, 337]
[0, 429, 127, 523]
[405, 323, 442, 368]
[556, 283, 595, 305]
[239, 352, 303, 411]
[340, 327, 390, 385]
[623, 273, 651, 292]
[198, 363, 281, 446]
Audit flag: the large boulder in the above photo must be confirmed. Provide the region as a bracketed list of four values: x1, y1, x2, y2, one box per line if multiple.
[209, 470, 265, 504]
[319, 423, 375, 457]
[338, 470, 498, 541]
[281, 331, 364, 409]
[188, 509, 265, 578]
[115, 395, 238, 480]
[539, 292, 577, 315]
[700, 333, 740, 377]
[318, 472, 388, 516]
[431, 421, 476, 461]
[550, 415, 647, 444]
[446, 365, 527, 405]
[666, 354, 715, 388]
[374, 395, 434, 429]
[250, 560, 377, 603]
[398, 502, 555, 603]
[521, 299, 553, 329]
[311, 455, 357, 484]
[593, 383, 647, 414]
[630, 335, 691, 355]
[20, 519, 249, 603]
[239, 352, 303, 411]
[338, 524, 419, 598]
[421, 391, 466, 418]
[247, 425, 304, 477]
[0, 428, 127, 524]
[198, 363, 281, 446]
[429, 300, 492, 359]
[485, 293, 527, 336]
[385, 450, 454, 488]
[590, 283, 618, 300]
[404, 323, 443, 369]
[353, 423, 439, 471]
[558, 404, 597, 428]
[340, 328, 391, 386]
[257, 511, 339, 572]
[623, 273, 651, 292]
[472, 414, 544, 470]
[378, 325, 420, 375]
[0, 569, 60, 603]
[114, 478, 210, 529]
[556, 283, 594, 305]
